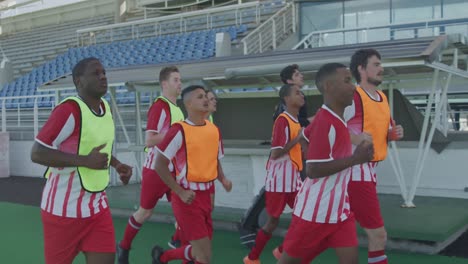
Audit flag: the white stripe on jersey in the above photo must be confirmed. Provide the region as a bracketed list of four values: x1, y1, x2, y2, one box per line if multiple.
[293, 170, 351, 223]
[144, 147, 175, 171]
[143, 107, 170, 170]
[265, 156, 301, 193]
[302, 129, 309, 143]
[328, 125, 336, 159]
[51, 114, 75, 149]
[282, 125, 289, 146]
[41, 170, 108, 218]
[351, 161, 378, 182]
[156, 109, 168, 134]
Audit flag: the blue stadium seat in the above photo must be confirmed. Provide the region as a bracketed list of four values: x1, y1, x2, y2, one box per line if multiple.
[2, 25, 248, 108]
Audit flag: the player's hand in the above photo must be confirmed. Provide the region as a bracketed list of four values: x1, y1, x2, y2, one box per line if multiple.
[179, 189, 196, 204]
[352, 140, 374, 165]
[115, 163, 133, 185]
[221, 178, 232, 192]
[355, 132, 373, 145]
[85, 144, 109, 169]
[389, 120, 404, 141]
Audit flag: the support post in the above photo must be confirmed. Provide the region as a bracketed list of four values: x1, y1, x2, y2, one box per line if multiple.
[407, 70, 452, 205]
[386, 82, 409, 203]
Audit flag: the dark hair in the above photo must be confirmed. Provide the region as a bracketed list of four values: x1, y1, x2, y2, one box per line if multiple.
[72, 57, 100, 86]
[182, 85, 205, 100]
[350, 49, 381, 83]
[279, 83, 294, 104]
[315, 63, 347, 93]
[280, 64, 299, 84]
[159, 66, 179, 84]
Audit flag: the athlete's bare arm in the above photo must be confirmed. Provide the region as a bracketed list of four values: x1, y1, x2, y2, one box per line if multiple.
[270, 128, 304, 160]
[110, 156, 133, 185]
[31, 142, 108, 169]
[307, 141, 374, 179]
[388, 120, 404, 141]
[154, 152, 195, 204]
[217, 163, 232, 192]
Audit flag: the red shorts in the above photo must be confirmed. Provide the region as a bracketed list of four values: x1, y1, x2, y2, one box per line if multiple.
[348, 180, 384, 229]
[172, 189, 213, 241]
[140, 167, 171, 209]
[265, 191, 297, 218]
[283, 215, 358, 263]
[209, 183, 215, 194]
[41, 208, 115, 264]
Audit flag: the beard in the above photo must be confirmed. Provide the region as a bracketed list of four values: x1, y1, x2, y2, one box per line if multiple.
[367, 77, 382, 86]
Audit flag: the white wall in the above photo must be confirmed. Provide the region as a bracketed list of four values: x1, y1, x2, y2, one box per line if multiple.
[377, 144, 468, 199]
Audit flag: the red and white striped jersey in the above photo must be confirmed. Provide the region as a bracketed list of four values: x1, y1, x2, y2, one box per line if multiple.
[351, 161, 379, 182]
[156, 120, 224, 191]
[36, 100, 109, 218]
[293, 105, 352, 223]
[265, 112, 301, 192]
[144, 100, 172, 170]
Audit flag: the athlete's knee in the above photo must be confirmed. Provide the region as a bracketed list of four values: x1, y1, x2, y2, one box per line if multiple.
[195, 252, 211, 264]
[190, 237, 212, 263]
[367, 227, 387, 247]
[192, 245, 211, 263]
[134, 207, 153, 222]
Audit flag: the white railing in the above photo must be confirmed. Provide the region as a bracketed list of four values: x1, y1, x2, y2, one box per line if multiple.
[76, 1, 283, 46]
[413, 105, 467, 134]
[0, 94, 55, 136]
[0, 91, 153, 139]
[294, 17, 468, 50]
[241, 1, 295, 55]
[137, 0, 211, 10]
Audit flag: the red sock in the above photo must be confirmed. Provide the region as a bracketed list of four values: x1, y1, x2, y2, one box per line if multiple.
[160, 245, 192, 262]
[248, 229, 272, 260]
[368, 250, 388, 264]
[278, 244, 283, 253]
[173, 226, 181, 241]
[174, 226, 189, 245]
[119, 215, 142, 250]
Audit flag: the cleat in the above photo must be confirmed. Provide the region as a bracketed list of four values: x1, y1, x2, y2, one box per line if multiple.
[151, 245, 166, 264]
[116, 242, 130, 264]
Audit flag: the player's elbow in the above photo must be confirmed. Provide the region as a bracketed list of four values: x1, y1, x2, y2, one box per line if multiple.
[154, 153, 169, 174]
[30, 151, 40, 164]
[30, 143, 42, 164]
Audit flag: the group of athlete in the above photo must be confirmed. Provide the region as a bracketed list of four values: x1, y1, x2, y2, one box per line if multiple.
[31, 47, 403, 264]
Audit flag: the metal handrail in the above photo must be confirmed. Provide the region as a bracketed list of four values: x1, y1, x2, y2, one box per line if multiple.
[294, 17, 468, 50]
[241, 1, 294, 54]
[76, 1, 281, 46]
